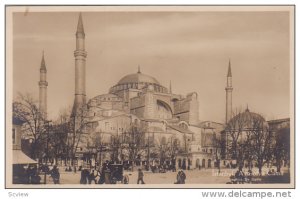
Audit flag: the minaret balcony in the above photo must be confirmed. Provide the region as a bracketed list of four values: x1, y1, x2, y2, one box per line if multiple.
[40, 68, 47, 72]
[39, 81, 48, 86]
[225, 87, 233, 91]
[76, 32, 85, 38]
[74, 50, 87, 57]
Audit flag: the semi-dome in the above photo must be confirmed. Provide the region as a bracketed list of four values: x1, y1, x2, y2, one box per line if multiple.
[118, 71, 160, 85]
[226, 108, 267, 130]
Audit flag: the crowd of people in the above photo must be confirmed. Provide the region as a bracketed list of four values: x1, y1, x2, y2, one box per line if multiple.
[15, 161, 190, 185]
[13, 164, 60, 184]
[23, 165, 41, 184]
[78, 161, 130, 184]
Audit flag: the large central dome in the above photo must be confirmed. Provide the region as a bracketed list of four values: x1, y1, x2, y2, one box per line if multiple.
[109, 69, 168, 94]
[118, 71, 160, 85]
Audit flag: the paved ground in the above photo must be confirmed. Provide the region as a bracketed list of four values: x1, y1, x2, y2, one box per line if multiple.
[44, 168, 228, 184]
[43, 167, 290, 185]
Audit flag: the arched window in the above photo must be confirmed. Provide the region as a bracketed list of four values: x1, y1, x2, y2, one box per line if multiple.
[173, 138, 180, 147]
[196, 159, 200, 168]
[208, 159, 212, 168]
[179, 122, 188, 130]
[178, 159, 182, 168]
[202, 159, 206, 168]
[12, 128, 16, 144]
[156, 100, 172, 120]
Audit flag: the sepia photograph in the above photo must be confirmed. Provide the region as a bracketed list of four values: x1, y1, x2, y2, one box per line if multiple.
[5, 5, 294, 188]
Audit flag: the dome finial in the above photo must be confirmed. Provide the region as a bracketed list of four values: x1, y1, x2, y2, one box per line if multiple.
[137, 65, 141, 73]
[246, 104, 249, 112]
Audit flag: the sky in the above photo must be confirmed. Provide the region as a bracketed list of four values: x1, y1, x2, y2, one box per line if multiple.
[12, 10, 291, 123]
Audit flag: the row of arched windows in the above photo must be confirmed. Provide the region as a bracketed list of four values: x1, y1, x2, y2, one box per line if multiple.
[110, 82, 168, 93]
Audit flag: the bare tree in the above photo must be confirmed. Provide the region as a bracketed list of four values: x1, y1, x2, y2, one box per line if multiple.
[13, 93, 47, 160]
[110, 133, 123, 163]
[248, 117, 273, 176]
[226, 109, 274, 175]
[68, 104, 91, 165]
[273, 128, 290, 172]
[92, 131, 107, 166]
[213, 132, 223, 172]
[122, 122, 146, 170]
[225, 110, 252, 168]
[49, 121, 70, 165]
[225, 109, 249, 168]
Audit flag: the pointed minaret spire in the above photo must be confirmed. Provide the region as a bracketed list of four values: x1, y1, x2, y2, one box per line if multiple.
[40, 50, 46, 71]
[227, 59, 232, 77]
[169, 80, 172, 94]
[137, 65, 141, 73]
[76, 13, 85, 38]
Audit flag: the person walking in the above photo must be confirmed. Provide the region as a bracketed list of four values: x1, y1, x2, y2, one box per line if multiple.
[123, 174, 129, 184]
[88, 169, 98, 184]
[50, 165, 60, 184]
[137, 168, 145, 184]
[247, 169, 252, 183]
[104, 164, 111, 184]
[180, 170, 186, 184]
[80, 168, 89, 184]
[175, 170, 181, 184]
[235, 168, 245, 184]
[175, 169, 186, 184]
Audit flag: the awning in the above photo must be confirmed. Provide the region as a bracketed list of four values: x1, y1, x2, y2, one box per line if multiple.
[13, 150, 37, 164]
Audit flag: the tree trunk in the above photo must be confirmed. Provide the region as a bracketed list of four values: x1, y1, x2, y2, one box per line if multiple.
[258, 167, 262, 176]
[277, 160, 281, 173]
[30, 142, 37, 160]
[258, 160, 263, 176]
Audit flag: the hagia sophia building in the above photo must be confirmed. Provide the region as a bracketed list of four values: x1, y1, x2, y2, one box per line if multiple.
[36, 13, 290, 170]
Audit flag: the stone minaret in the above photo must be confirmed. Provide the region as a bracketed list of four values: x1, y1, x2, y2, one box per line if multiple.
[39, 51, 48, 118]
[225, 60, 233, 124]
[72, 13, 87, 115]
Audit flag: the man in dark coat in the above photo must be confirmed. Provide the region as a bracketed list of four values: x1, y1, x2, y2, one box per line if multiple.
[180, 170, 186, 184]
[50, 165, 60, 184]
[137, 168, 145, 184]
[80, 168, 88, 184]
[175, 169, 186, 184]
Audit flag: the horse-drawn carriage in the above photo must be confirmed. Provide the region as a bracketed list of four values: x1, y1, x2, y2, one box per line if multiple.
[99, 163, 129, 184]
